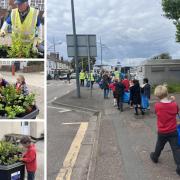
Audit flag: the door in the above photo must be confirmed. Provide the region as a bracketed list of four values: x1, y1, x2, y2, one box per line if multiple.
[21, 122, 30, 135]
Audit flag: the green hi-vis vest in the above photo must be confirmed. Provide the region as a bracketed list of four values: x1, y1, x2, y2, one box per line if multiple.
[11, 7, 39, 44]
[88, 73, 94, 81]
[114, 71, 120, 79]
[79, 72, 85, 80]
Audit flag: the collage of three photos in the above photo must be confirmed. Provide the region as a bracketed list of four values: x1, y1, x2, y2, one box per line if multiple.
[0, 0, 45, 179]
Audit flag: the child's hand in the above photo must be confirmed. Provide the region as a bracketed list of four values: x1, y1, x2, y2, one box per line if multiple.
[170, 96, 176, 101]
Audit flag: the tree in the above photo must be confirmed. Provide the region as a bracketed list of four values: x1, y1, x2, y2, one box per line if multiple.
[162, 0, 180, 42]
[152, 52, 172, 60]
[70, 57, 96, 72]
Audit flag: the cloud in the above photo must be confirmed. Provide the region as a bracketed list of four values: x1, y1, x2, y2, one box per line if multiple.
[47, 0, 180, 65]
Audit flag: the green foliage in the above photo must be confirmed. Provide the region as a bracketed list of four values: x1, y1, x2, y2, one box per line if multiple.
[7, 36, 38, 58]
[0, 141, 23, 166]
[0, 85, 36, 118]
[152, 52, 172, 59]
[162, 0, 180, 42]
[71, 57, 96, 71]
[23, 93, 35, 109]
[152, 83, 180, 94]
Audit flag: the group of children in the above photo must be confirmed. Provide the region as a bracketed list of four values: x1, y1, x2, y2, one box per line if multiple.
[100, 72, 180, 176]
[107, 75, 151, 115]
[0, 74, 29, 95]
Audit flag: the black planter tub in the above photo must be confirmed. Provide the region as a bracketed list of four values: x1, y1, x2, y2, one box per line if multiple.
[0, 162, 25, 180]
[0, 105, 39, 119]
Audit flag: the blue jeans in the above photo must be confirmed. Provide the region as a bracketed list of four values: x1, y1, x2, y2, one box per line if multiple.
[104, 88, 109, 98]
[27, 172, 35, 180]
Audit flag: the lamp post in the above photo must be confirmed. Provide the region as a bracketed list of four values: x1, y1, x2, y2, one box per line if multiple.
[71, 0, 80, 98]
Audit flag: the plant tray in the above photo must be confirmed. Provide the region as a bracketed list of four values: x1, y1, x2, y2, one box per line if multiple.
[0, 162, 25, 180]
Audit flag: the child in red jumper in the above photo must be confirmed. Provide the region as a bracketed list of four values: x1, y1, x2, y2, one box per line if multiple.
[20, 136, 37, 180]
[109, 79, 117, 106]
[150, 85, 180, 176]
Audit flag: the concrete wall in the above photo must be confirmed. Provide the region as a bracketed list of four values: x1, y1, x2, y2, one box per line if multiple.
[30, 122, 44, 138]
[144, 63, 180, 85]
[0, 122, 21, 140]
[0, 122, 44, 140]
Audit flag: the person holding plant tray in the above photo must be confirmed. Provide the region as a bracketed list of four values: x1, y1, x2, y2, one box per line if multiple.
[20, 136, 37, 180]
[0, 74, 9, 88]
[15, 75, 29, 96]
[0, 0, 43, 58]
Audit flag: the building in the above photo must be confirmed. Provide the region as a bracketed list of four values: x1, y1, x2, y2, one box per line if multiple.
[0, 122, 44, 139]
[29, 0, 44, 11]
[47, 53, 71, 79]
[135, 59, 180, 85]
[0, 0, 8, 9]
[0, 0, 44, 10]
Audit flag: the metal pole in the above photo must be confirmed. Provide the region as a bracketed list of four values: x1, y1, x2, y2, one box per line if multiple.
[100, 37, 102, 66]
[71, 0, 80, 98]
[87, 35, 92, 96]
[53, 37, 58, 80]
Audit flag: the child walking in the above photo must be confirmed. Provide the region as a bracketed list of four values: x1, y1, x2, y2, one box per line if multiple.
[130, 79, 144, 115]
[20, 136, 37, 180]
[150, 85, 180, 176]
[109, 79, 117, 106]
[114, 78, 125, 111]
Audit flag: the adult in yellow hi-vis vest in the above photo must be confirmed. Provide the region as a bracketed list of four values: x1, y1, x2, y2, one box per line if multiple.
[114, 67, 120, 79]
[0, 0, 42, 48]
[79, 70, 85, 87]
[88, 71, 95, 88]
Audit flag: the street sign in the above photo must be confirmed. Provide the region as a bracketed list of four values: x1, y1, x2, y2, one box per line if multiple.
[66, 34, 97, 57]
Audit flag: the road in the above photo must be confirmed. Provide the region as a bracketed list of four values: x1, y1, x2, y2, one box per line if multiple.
[47, 80, 75, 103]
[47, 79, 92, 180]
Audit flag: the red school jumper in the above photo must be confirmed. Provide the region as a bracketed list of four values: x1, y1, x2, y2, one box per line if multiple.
[22, 144, 37, 172]
[155, 101, 179, 134]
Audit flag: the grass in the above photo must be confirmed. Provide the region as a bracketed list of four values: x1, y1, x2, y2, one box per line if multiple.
[152, 83, 180, 94]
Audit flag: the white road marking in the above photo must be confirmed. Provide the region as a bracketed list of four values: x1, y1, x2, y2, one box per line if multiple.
[48, 105, 71, 113]
[62, 122, 82, 125]
[56, 122, 88, 180]
[58, 110, 71, 113]
[47, 97, 57, 104]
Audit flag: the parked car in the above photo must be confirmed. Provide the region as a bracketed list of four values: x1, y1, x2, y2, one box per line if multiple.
[59, 73, 67, 80]
[71, 73, 76, 79]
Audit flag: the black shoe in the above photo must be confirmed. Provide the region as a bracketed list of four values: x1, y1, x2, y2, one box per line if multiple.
[150, 152, 158, 163]
[134, 113, 138, 115]
[176, 167, 180, 176]
[142, 111, 145, 115]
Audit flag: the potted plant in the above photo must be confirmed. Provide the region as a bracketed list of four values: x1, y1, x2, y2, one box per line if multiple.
[0, 85, 39, 119]
[7, 36, 39, 58]
[0, 141, 25, 180]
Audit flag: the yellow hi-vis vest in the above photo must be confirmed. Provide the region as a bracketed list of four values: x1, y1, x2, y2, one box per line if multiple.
[79, 72, 85, 80]
[11, 7, 39, 44]
[88, 73, 94, 81]
[114, 71, 120, 79]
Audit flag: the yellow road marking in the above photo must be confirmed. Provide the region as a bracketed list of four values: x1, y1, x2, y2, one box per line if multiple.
[56, 122, 88, 180]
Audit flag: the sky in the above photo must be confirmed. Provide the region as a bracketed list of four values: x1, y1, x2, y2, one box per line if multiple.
[47, 0, 180, 66]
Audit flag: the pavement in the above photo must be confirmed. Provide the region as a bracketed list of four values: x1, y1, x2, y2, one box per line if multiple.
[48, 83, 180, 180]
[0, 71, 44, 119]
